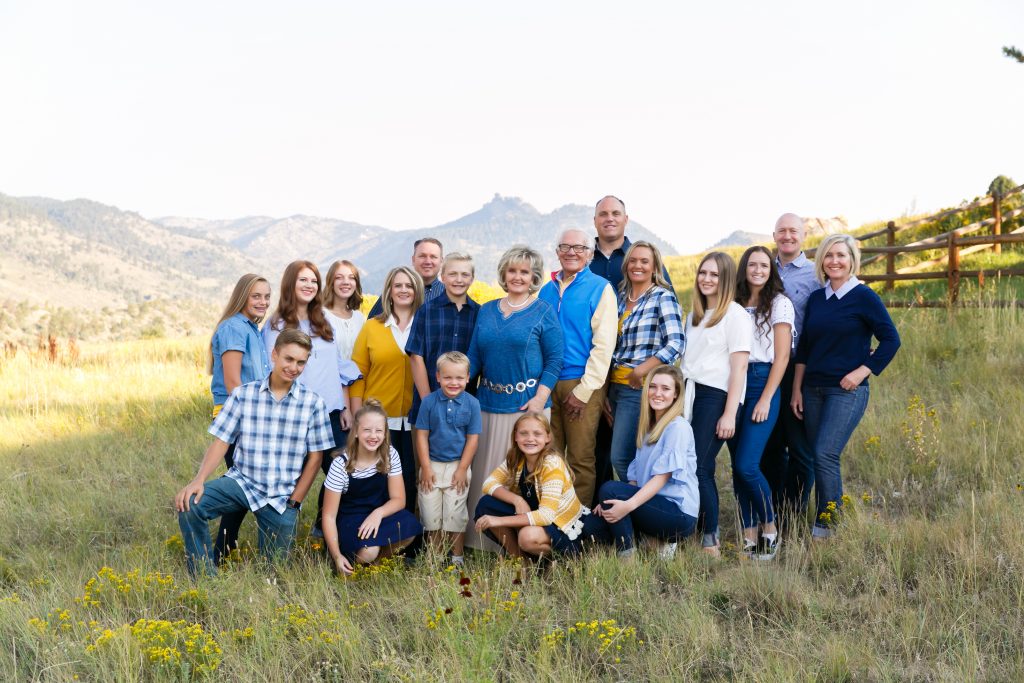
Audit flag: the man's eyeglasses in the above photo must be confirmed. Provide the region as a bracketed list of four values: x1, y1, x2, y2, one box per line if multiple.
[556, 244, 590, 255]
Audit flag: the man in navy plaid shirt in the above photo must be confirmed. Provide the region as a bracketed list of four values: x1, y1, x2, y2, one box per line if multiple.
[175, 328, 334, 577]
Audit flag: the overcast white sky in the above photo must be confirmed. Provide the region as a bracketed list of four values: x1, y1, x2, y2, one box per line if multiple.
[2, 1, 1022, 253]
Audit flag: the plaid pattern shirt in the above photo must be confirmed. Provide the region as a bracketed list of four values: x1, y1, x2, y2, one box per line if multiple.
[210, 378, 335, 513]
[405, 292, 480, 415]
[611, 286, 685, 370]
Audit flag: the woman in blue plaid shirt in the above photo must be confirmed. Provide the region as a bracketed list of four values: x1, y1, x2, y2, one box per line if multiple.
[605, 241, 685, 482]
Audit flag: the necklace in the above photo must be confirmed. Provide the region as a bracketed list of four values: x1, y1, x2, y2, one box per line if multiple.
[627, 284, 654, 303]
[504, 295, 531, 309]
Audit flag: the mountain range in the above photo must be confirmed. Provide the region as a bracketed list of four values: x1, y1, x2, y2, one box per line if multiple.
[0, 192, 674, 342]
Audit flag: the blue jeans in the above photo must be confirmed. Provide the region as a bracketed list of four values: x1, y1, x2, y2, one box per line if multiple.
[607, 383, 643, 482]
[473, 495, 609, 555]
[692, 383, 729, 547]
[598, 480, 697, 552]
[178, 476, 298, 577]
[761, 364, 815, 517]
[727, 363, 779, 529]
[802, 384, 869, 538]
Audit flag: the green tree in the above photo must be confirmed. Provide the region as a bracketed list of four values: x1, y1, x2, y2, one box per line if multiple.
[1004, 46, 1024, 63]
[988, 175, 1016, 198]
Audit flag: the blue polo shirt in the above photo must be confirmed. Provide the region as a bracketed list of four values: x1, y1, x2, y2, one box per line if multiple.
[414, 389, 482, 463]
[211, 313, 271, 406]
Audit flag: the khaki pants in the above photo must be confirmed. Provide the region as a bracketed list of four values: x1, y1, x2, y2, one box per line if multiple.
[549, 379, 607, 506]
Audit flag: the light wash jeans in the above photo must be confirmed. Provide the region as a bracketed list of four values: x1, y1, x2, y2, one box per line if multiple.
[802, 384, 870, 538]
[178, 476, 298, 577]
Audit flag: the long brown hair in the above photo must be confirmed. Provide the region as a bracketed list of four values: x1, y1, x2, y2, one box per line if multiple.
[208, 273, 269, 374]
[267, 260, 334, 341]
[690, 251, 737, 329]
[735, 245, 786, 342]
[322, 260, 364, 312]
[345, 399, 391, 475]
[503, 413, 573, 493]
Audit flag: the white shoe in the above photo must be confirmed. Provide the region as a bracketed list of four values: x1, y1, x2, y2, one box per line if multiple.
[658, 542, 678, 559]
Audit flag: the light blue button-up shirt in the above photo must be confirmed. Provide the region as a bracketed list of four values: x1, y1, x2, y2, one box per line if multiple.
[776, 251, 821, 346]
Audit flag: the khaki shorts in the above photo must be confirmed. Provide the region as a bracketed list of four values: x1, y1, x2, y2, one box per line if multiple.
[417, 460, 471, 533]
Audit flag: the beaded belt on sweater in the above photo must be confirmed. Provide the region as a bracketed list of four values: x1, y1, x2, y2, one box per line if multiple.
[480, 377, 538, 394]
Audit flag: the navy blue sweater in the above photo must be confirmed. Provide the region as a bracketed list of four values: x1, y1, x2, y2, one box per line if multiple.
[795, 284, 900, 387]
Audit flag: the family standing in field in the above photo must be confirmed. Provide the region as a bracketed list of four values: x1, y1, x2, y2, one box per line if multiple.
[173, 196, 901, 578]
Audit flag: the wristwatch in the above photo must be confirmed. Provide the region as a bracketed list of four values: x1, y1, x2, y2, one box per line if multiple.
[286, 498, 302, 510]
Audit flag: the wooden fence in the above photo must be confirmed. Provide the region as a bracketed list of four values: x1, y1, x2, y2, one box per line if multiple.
[807, 184, 1024, 305]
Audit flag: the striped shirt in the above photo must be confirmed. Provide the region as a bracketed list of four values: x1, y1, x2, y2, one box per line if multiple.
[323, 447, 403, 494]
[210, 378, 334, 513]
[482, 453, 588, 539]
[610, 286, 685, 373]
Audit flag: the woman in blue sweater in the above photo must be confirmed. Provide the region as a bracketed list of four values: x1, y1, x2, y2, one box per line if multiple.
[465, 245, 564, 550]
[792, 234, 900, 539]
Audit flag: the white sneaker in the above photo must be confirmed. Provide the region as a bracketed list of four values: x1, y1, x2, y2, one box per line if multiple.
[658, 542, 678, 559]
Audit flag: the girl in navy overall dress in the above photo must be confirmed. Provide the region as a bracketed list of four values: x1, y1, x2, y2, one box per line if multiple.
[321, 400, 422, 574]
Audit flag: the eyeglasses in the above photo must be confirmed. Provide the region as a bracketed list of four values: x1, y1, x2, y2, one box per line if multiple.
[556, 244, 590, 255]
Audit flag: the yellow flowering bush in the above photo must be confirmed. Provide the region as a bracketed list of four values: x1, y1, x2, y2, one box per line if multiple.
[88, 618, 221, 678]
[542, 618, 642, 665]
[75, 566, 177, 609]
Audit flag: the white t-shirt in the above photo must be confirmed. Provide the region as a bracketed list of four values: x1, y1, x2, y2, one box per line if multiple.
[682, 301, 752, 393]
[744, 294, 795, 364]
[324, 309, 366, 361]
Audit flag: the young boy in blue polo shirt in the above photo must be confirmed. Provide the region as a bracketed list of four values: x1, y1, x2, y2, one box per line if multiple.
[415, 351, 481, 565]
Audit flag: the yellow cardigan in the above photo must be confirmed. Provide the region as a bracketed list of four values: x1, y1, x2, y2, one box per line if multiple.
[482, 453, 588, 539]
[349, 319, 414, 419]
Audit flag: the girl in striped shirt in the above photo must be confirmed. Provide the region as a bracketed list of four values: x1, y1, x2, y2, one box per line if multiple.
[473, 413, 607, 559]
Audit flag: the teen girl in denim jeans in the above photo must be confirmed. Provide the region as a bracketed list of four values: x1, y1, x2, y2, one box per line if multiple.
[792, 235, 899, 539]
[681, 252, 751, 557]
[728, 246, 793, 560]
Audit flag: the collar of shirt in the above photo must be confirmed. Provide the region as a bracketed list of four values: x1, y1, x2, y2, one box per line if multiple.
[438, 292, 478, 310]
[593, 234, 631, 258]
[257, 375, 299, 401]
[385, 314, 414, 353]
[777, 251, 811, 270]
[825, 276, 861, 300]
[439, 390, 466, 405]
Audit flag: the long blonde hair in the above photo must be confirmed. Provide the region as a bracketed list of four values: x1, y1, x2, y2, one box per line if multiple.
[504, 413, 572, 493]
[208, 273, 269, 374]
[636, 365, 685, 447]
[345, 399, 392, 475]
[690, 251, 737, 328]
[617, 241, 671, 295]
[375, 266, 424, 324]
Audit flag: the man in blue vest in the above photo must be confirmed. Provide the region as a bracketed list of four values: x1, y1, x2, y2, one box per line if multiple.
[539, 228, 617, 506]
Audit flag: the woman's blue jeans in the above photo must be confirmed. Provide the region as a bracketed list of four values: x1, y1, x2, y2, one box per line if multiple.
[802, 384, 869, 538]
[607, 383, 643, 482]
[727, 363, 779, 529]
[692, 383, 730, 547]
[598, 480, 697, 552]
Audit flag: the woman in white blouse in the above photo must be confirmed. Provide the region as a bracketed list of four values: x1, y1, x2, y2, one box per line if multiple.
[323, 260, 367, 368]
[727, 246, 792, 561]
[681, 252, 751, 557]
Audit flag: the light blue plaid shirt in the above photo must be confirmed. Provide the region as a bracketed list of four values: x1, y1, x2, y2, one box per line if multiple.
[210, 378, 335, 513]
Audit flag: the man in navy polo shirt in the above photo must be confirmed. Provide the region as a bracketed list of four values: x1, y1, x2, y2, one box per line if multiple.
[589, 195, 673, 290]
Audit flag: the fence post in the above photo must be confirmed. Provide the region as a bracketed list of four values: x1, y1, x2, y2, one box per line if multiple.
[993, 193, 1003, 255]
[947, 232, 960, 304]
[885, 220, 896, 291]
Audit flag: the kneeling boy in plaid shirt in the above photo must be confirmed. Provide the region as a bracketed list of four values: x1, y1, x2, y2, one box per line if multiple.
[175, 329, 334, 577]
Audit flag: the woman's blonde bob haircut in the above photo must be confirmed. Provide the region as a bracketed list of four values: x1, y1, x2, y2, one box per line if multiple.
[813, 234, 862, 284]
[636, 364, 686, 447]
[690, 251, 738, 329]
[496, 245, 545, 294]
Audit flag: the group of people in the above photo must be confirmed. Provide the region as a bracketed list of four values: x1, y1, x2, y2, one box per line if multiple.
[174, 196, 901, 577]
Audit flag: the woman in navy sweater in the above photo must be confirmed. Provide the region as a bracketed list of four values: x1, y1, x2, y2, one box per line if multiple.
[792, 234, 900, 539]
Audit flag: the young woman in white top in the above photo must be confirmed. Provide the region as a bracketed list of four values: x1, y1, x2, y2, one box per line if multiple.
[322, 260, 367, 364]
[681, 251, 751, 556]
[727, 246, 793, 560]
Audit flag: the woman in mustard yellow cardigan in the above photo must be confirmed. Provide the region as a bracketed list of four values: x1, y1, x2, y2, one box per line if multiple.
[350, 266, 424, 513]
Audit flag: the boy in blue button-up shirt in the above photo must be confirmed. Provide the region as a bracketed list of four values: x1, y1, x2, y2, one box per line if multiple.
[414, 351, 482, 565]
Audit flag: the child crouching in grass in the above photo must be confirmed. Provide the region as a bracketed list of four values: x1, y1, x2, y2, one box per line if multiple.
[473, 413, 608, 560]
[322, 400, 423, 574]
[415, 351, 481, 566]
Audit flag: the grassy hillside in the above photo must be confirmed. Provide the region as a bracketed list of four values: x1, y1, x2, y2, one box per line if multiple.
[2, 305, 1023, 679]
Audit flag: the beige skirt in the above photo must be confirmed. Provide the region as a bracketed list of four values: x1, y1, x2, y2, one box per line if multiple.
[464, 409, 550, 551]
